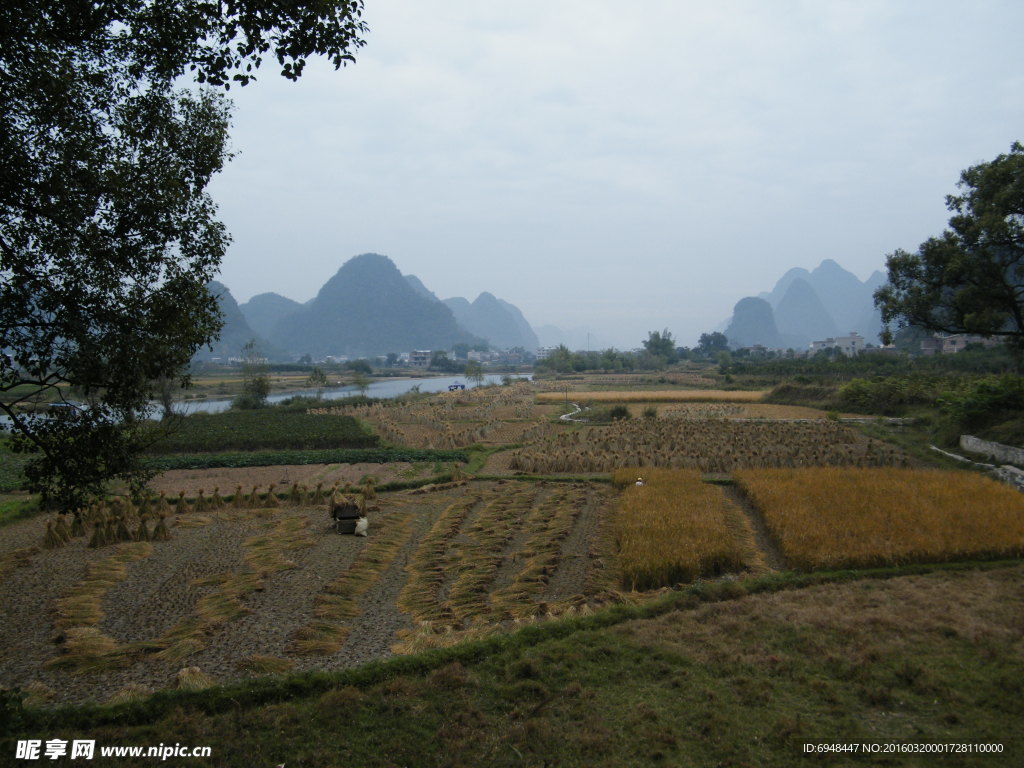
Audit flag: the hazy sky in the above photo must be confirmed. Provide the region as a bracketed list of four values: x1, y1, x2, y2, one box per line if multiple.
[210, 1, 1024, 349]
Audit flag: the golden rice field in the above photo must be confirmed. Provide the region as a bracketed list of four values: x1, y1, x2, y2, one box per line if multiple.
[537, 389, 768, 403]
[735, 467, 1024, 571]
[611, 469, 743, 590]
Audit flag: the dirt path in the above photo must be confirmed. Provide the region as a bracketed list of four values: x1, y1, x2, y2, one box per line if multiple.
[719, 483, 787, 574]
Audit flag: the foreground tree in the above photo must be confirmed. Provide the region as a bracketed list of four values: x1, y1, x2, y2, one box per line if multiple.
[0, 2, 368, 510]
[875, 143, 1024, 354]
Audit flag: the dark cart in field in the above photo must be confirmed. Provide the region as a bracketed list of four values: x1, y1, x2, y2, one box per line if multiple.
[330, 493, 363, 534]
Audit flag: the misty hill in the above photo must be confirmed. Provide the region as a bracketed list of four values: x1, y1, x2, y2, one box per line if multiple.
[404, 274, 438, 302]
[774, 277, 839, 348]
[727, 259, 887, 349]
[804, 259, 873, 331]
[269, 253, 475, 358]
[725, 297, 783, 349]
[239, 292, 304, 340]
[443, 292, 540, 350]
[210, 255, 541, 360]
[198, 281, 262, 360]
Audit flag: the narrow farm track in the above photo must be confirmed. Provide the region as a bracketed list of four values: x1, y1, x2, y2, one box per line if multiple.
[719, 483, 786, 573]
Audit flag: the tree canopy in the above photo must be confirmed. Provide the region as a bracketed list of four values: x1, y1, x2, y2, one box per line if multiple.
[874, 143, 1024, 353]
[642, 329, 677, 363]
[697, 332, 729, 356]
[0, 1, 368, 510]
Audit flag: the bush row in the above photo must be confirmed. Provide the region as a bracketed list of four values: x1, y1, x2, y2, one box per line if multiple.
[142, 448, 470, 471]
[144, 410, 379, 453]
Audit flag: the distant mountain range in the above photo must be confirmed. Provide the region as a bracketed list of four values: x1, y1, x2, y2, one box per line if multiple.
[198, 253, 540, 361]
[725, 259, 887, 349]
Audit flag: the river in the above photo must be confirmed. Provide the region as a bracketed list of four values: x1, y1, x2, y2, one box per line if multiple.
[169, 373, 531, 415]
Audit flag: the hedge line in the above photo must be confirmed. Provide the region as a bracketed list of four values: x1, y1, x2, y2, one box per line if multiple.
[143, 448, 470, 471]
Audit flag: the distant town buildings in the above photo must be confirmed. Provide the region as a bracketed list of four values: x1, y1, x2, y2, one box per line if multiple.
[408, 350, 432, 368]
[920, 333, 1001, 355]
[809, 332, 865, 357]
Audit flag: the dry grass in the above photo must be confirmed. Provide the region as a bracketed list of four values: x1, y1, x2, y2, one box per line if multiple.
[21, 681, 56, 708]
[236, 655, 296, 675]
[538, 390, 768, 403]
[612, 469, 743, 590]
[106, 683, 154, 705]
[396, 497, 480, 625]
[655, 403, 835, 420]
[444, 488, 536, 623]
[46, 627, 132, 674]
[173, 666, 216, 691]
[488, 485, 583, 620]
[47, 542, 153, 674]
[734, 467, 1024, 570]
[173, 515, 212, 528]
[390, 621, 502, 655]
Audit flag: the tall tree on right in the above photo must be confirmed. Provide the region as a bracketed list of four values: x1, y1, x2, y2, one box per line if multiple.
[874, 143, 1024, 354]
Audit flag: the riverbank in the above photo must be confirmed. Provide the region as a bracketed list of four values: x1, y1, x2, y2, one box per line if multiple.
[171, 373, 531, 414]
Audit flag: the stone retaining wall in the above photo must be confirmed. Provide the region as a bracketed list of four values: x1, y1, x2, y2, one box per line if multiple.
[960, 435, 1024, 467]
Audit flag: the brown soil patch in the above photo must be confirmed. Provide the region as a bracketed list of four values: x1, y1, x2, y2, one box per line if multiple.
[146, 462, 424, 497]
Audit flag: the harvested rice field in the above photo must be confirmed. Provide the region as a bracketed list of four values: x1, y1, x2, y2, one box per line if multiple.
[316, 381, 561, 449]
[507, 418, 911, 474]
[619, 402, 850, 419]
[145, 462, 430, 498]
[0, 480, 619, 706]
